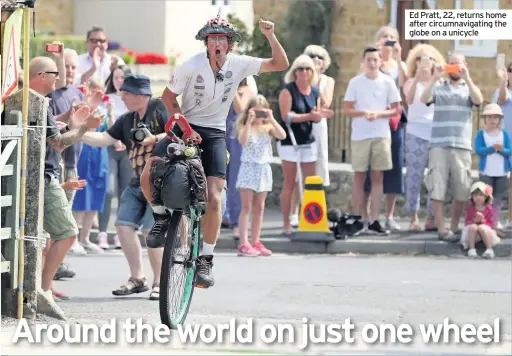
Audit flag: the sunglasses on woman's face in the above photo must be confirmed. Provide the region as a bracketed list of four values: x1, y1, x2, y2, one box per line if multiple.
[296, 67, 312, 72]
[416, 56, 434, 61]
[309, 54, 324, 60]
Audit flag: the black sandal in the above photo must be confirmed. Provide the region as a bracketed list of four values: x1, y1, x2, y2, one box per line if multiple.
[112, 277, 149, 296]
[149, 283, 159, 301]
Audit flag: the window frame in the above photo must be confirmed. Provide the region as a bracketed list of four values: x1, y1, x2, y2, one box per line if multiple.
[453, 0, 499, 58]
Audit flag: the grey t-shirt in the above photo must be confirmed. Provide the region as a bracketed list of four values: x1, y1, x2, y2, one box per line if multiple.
[47, 86, 85, 169]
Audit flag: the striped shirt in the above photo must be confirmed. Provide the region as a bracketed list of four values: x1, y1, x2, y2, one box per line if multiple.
[428, 81, 475, 150]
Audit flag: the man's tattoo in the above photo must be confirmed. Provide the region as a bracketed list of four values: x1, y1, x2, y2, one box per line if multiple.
[48, 124, 88, 152]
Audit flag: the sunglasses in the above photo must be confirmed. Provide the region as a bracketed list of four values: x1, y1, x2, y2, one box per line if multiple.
[308, 54, 324, 60]
[508, 68, 512, 73]
[416, 56, 435, 61]
[89, 38, 107, 44]
[39, 71, 59, 77]
[296, 67, 312, 72]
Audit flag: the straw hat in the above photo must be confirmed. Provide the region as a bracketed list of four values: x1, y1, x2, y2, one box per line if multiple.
[470, 181, 493, 200]
[481, 103, 503, 117]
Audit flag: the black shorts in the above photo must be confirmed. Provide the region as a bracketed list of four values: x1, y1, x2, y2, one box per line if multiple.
[152, 123, 227, 180]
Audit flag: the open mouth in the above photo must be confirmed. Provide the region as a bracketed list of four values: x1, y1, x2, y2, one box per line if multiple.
[215, 49, 221, 55]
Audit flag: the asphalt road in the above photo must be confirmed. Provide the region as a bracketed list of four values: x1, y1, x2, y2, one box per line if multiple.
[1, 252, 511, 355]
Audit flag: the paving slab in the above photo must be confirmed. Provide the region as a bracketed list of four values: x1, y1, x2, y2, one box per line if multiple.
[84, 205, 511, 257]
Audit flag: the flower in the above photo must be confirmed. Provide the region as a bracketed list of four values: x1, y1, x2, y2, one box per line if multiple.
[119, 48, 170, 65]
[134, 52, 169, 65]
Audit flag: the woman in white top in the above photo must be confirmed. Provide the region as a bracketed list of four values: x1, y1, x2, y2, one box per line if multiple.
[402, 44, 445, 231]
[96, 64, 132, 250]
[304, 45, 335, 186]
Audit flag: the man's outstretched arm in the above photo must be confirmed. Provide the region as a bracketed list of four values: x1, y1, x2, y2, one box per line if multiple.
[81, 131, 117, 147]
[47, 124, 89, 153]
[257, 20, 289, 73]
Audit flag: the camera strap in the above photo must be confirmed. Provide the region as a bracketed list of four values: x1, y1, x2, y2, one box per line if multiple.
[132, 99, 160, 131]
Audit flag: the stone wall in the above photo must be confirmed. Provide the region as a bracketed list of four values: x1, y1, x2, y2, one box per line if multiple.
[253, 0, 512, 163]
[34, 0, 75, 35]
[433, 0, 512, 104]
[266, 157, 509, 218]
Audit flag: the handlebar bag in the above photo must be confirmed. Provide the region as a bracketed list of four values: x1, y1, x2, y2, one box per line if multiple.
[150, 156, 207, 210]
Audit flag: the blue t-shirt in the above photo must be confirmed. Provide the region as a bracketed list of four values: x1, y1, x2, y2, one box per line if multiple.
[47, 86, 85, 169]
[492, 87, 512, 165]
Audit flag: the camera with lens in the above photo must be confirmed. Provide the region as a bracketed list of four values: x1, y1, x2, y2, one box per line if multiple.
[327, 209, 364, 240]
[131, 122, 152, 143]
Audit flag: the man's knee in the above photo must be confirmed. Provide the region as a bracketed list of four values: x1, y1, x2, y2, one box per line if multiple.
[141, 157, 163, 203]
[370, 170, 383, 184]
[207, 189, 222, 210]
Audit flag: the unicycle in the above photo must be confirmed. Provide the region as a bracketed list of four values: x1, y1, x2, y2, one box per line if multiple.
[158, 114, 207, 329]
[159, 203, 205, 329]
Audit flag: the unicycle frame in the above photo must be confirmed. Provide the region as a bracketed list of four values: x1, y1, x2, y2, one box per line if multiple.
[159, 113, 206, 329]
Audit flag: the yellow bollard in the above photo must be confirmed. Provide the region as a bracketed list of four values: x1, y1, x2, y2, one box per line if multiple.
[290, 176, 334, 242]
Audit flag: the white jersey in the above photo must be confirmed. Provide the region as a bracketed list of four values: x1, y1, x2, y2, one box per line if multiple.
[168, 52, 263, 131]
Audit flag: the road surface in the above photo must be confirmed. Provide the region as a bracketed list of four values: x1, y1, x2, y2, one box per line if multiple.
[1, 252, 511, 355]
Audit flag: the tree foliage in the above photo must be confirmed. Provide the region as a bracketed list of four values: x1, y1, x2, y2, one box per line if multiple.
[228, 0, 335, 100]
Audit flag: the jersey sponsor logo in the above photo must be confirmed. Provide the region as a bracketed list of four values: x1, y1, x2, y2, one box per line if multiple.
[196, 74, 204, 83]
[225, 71, 232, 79]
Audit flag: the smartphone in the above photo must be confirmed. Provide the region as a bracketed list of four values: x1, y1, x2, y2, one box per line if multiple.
[255, 110, 268, 119]
[496, 53, 506, 70]
[45, 43, 62, 53]
[384, 40, 396, 47]
[444, 64, 460, 74]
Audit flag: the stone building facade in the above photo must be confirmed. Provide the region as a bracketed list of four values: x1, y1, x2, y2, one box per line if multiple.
[34, 0, 75, 35]
[253, 0, 512, 163]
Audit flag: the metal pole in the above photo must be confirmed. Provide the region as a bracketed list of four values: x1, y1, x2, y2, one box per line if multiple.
[17, 4, 30, 320]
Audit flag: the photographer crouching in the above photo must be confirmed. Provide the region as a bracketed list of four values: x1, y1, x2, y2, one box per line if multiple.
[80, 74, 169, 300]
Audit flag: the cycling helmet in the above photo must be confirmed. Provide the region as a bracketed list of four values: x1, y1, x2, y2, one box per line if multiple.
[195, 11, 242, 43]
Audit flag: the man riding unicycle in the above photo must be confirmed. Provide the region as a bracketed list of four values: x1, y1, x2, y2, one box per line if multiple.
[141, 13, 289, 288]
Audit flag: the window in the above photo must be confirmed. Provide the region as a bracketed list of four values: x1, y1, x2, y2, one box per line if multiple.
[211, 0, 230, 6]
[453, 0, 499, 58]
[426, 0, 437, 9]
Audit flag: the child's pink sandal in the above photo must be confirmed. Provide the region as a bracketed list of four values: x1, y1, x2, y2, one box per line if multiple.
[253, 241, 272, 256]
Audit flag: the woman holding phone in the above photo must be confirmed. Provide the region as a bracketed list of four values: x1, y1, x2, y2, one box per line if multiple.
[402, 44, 445, 231]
